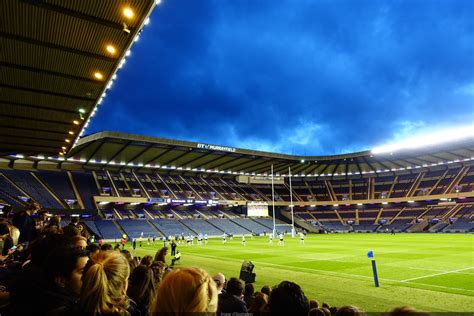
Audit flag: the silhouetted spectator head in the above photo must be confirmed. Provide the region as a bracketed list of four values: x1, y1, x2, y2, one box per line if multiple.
[310, 299, 320, 309]
[310, 308, 328, 316]
[45, 248, 89, 297]
[154, 246, 169, 263]
[70, 217, 79, 225]
[336, 305, 365, 316]
[140, 255, 153, 266]
[150, 267, 218, 314]
[226, 277, 245, 297]
[100, 243, 112, 251]
[27, 202, 41, 214]
[86, 243, 100, 257]
[268, 281, 309, 316]
[31, 233, 69, 267]
[249, 292, 269, 314]
[150, 261, 168, 287]
[0, 222, 10, 236]
[63, 225, 80, 237]
[321, 307, 332, 316]
[387, 306, 430, 316]
[49, 215, 61, 227]
[244, 283, 255, 297]
[37, 210, 49, 222]
[127, 265, 157, 311]
[79, 250, 130, 314]
[261, 285, 271, 296]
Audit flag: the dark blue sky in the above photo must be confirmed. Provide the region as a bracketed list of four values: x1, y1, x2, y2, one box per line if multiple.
[88, 0, 474, 155]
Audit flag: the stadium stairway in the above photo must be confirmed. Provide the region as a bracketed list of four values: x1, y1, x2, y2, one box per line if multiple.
[229, 218, 270, 235]
[180, 218, 223, 236]
[406, 219, 429, 232]
[94, 220, 124, 240]
[428, 222, 450, 232]
[149, 219, 194, 237]
[116, 219, 160, 239]
[206, 218, 250, 235]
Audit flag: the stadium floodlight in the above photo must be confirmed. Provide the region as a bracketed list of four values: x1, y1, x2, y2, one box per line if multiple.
[144, 18, 150, 25]
[408, 201, 415, 203]
[310, 205, 316, 207]
[371, 125, 474, 154]
[98, 201, 109, 205]
[382, 202, 388, 205]
[301, 159, 305, 163]
[155, 0, 161, 4]
[357, 203, 363, 206]
[333, 204, 339, 207]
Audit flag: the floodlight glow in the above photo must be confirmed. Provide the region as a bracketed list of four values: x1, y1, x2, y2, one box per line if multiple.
[106, 45, 116, 55]
[123, 7, 134, 19]
[94, 72, 104, 80]
[372, 125, 474, 154]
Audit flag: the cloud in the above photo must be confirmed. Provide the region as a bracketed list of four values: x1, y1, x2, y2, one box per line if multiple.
[88, 0, 474, 155]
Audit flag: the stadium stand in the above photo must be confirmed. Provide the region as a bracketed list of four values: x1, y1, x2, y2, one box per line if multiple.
[1, 170, 62, 209]
[94, 220, 123, 240]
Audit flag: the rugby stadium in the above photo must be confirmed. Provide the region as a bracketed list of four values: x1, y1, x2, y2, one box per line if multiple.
[0, 0, 472, 314]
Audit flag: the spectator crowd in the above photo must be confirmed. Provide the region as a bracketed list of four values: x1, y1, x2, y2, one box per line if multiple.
[0, 203, 430, 315]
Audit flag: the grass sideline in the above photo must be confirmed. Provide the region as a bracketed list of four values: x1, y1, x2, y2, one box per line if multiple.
[129, 233, 473, 312]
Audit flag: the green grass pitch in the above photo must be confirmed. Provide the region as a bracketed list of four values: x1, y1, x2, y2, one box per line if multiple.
[130, 233, 473, 313]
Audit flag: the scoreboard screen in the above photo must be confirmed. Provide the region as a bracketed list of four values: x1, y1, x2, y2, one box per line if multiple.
[247, 203, 269, 217]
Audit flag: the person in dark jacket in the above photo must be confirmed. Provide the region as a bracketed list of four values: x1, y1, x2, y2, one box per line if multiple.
[268, 281, 310, 316]
[243, 283, 255, 308]
[12, 202, 40, 243]
[217, 277, 248, 314]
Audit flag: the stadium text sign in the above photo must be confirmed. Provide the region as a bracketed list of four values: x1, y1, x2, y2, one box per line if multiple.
[197, 143, 236, 153]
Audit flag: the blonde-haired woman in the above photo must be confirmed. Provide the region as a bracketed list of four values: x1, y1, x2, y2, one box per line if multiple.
[80, 250, 131, 315]
[53, 250, 133, 316]
[150, 267, 218, 315]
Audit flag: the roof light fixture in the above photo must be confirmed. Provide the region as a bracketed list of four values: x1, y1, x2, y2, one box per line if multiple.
[65, 139, 70, 143]
[123, 7, 134, 19]
[106, 45, 117, 55]
[94, 72, 104, 80]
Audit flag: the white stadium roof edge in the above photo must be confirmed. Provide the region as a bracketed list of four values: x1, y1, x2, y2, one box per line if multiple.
[2, 130, 473, 178]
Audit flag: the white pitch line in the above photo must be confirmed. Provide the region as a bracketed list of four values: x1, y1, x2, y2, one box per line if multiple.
[400, 267, 474, 282]
[188, 252, 474, 292]
[407, 267, 474, 275]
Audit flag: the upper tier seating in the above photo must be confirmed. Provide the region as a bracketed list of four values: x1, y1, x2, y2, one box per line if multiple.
[37, 171, 75, 201]
[72, 172, 99, 210]
[2, 170, 62, 209]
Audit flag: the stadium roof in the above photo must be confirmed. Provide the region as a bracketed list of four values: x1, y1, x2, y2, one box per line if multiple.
[0, 0, 156, 156]
[5, 131, 469, 177]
